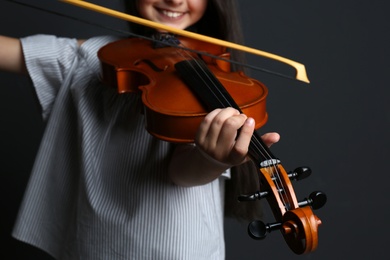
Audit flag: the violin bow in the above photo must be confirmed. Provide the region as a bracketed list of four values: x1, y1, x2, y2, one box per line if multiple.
[60, 0, 310, 83]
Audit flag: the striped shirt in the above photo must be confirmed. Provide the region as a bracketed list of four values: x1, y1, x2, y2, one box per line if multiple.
[12, 35, 227, 260]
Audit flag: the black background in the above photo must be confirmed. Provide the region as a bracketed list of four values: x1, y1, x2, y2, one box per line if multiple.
[1, 1, 389, 259]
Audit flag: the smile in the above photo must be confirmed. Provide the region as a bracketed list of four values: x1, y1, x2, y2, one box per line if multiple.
[160, 9, 185, 18]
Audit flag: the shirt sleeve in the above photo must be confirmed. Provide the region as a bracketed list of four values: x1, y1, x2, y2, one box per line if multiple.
[21, 35, 80, 120]
[20, 34, 119, 120]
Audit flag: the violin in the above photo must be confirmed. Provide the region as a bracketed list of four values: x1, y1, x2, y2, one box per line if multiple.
[63, 0, 327, 254]
[98, 34, 326, 254]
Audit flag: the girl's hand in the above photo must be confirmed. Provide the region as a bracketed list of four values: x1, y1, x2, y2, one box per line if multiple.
[169, 107, 280, 187]
[195, 107, 280, 167]
[195, 107, 256, 167]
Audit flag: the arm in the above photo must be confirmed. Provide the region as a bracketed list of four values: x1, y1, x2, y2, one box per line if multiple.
[0, 36, 27, 74]
[168, 107, 280, 187]
[0, 36, 86, 75]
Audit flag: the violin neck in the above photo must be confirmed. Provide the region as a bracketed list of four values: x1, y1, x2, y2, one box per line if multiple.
[175, 58, 236, 112]
[175, 59, 278, 166]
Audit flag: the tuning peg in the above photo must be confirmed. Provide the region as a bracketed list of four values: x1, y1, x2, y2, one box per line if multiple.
[248, 220, 282, 240]
[298, 191, 327, 210]
[288, 166, 312, 181]
[238, 190, 269, 202]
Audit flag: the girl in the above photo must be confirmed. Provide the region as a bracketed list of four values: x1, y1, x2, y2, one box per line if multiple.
[1, 0, 279, 259]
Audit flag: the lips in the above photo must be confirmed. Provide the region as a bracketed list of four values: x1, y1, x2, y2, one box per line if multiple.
[158, 8, 186, 19]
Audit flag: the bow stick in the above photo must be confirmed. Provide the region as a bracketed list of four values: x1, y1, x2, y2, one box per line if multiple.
[60, 0, 310, 83]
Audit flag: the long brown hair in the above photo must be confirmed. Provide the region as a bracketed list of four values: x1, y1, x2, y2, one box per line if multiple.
[123, 0, 262, 221]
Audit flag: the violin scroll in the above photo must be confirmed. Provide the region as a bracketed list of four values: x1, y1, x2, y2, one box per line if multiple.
[242, 165, 327, 254]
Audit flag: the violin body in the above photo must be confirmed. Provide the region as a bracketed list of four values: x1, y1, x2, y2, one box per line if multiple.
[98, 37, 268, 143]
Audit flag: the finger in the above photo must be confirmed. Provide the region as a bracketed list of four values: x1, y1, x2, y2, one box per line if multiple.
[228, 117, 255, 165]
[201, 108, 240, 147]
[195, 108, 222, 145]
[261, 132, 280, 147]
[216, 113, 248, 148]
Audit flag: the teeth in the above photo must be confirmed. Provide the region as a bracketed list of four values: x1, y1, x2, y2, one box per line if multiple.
[162, 10, 183, 18]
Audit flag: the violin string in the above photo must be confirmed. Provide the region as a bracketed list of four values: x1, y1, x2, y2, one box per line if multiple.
[173, 41, 291, 210]
[250, 138, 289, 210]
[4, 0, 297, 81]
